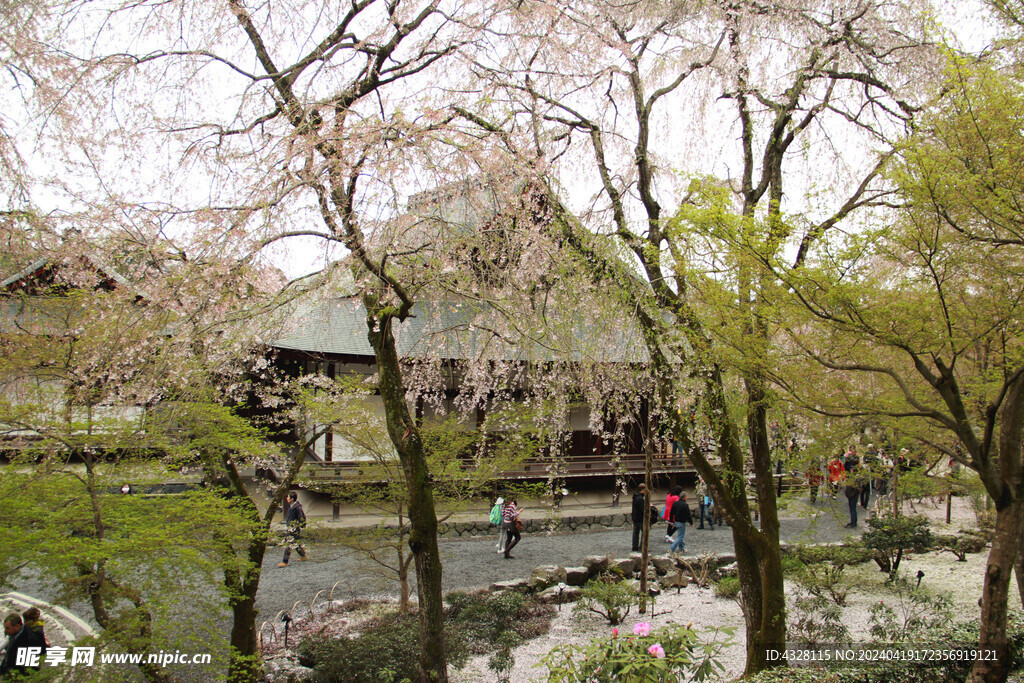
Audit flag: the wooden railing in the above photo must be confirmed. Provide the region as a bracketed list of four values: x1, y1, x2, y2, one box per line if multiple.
[300, 450, 709, 483]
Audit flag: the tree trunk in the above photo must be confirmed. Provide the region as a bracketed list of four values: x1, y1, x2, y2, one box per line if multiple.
[730, 530, 786, 673]
[225, 539, 266, 683]
[682, 368, 786, 677]
[743, 372, 787, 673]
[367, 309, 448, 682]
[639, 427, 654, 612]
[970, 496, 1024, 683]
[399, 527, 412, 613]
[1015, 544, 1024, 613]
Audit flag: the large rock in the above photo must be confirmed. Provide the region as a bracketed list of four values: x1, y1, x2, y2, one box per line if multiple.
[650, 556, 674, 575]
[528, 565, 568, 592]
[659, 572, 689, 591]
[610, 557, 637, 576]
[536, 584, 582, 605]
[583, 555, 610, 576]
[717, 562, 738, 578]
[263, 655, 314, 682]
[564, 566, 589, 587]
[489, 578, 530, 593]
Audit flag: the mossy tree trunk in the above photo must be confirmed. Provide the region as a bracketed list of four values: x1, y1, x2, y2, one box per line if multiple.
[365, 299, 448, 683]
[672, 365, 786, 674]
[971, 374, 1024, 683]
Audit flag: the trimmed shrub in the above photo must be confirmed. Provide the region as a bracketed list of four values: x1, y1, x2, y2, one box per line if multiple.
[934, 529, 990, 561]
[868, 575, 953, 644]
[787, 543, 872, 606]
[789, 592, 851, 647]
[298, 611, 468, 682]
[862, 514, 933, 578]
[448, 590, 548, 653]
[574, 579, 638, 625]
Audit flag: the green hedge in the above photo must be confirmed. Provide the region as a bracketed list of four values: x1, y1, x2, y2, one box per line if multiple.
[298, 591, 552, 682]
[298, 612, 468, 683]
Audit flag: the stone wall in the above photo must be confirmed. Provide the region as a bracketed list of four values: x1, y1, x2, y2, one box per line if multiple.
[429, 512, 632, 539]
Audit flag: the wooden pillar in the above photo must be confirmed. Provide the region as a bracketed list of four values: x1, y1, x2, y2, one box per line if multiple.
[324, 360, 336, 462]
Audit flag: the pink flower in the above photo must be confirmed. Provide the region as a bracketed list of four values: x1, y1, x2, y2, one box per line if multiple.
[611, 628, 619, 637]
[633, 622, 651, 637]
[648, 643, 666, 659]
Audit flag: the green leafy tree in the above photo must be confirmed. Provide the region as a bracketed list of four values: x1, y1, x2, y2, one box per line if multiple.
[773, 56, 1024, 682]
[0, 258, 260, 681]
[459, 1, 934, 673]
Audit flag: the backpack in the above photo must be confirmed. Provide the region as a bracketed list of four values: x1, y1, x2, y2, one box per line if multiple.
[288, 501, 306, 528]
[489, 503, 502, 525]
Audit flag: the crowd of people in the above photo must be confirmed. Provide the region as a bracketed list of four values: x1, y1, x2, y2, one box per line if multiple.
[626, 476, 724, 556]
[811, 442, 950, 528]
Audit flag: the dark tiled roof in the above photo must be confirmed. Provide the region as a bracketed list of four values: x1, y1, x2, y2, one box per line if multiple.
[270, 297, 649, 363]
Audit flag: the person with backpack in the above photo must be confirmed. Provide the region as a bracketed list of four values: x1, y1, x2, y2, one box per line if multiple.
[501, 498, 522, 559]
[21, 607, 47, 648]
[279, 491, 308, 567]
[668, 492, 694, 556]
[490, 497, 506, 553]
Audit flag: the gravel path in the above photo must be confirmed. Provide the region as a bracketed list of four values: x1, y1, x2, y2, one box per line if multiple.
[255, 497, 864, 620]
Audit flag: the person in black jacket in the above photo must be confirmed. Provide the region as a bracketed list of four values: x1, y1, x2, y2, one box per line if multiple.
[279, 492, 308, 567]
[2, 613, 46, 676]
[668, 492, 694, 555]
[631, 484, 648, 551]
[21, 607, 46, 648]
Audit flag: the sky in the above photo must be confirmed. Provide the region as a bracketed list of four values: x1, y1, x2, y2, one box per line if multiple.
[2, 0, 1007, 283]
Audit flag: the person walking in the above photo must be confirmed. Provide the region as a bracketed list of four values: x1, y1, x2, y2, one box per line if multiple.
[843, 445, 870, 511]
[631, 484, 648, 551]
[844, 480, 861, 528]
[805, 460, 824, 503]
[827, 456, 844, 499]
[501, 498, 522, 559]
[669, 492, 694, 555]
[278, 492, 308, 567]
[859, 445, 874, 509]
[695, 477, 714, 530]
[491, 497, 506, 554]
[663, 485, 682, 542]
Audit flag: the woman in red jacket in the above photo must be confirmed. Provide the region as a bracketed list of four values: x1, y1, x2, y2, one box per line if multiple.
[663, 485, 682, 542]
[827, 456, 844, 499]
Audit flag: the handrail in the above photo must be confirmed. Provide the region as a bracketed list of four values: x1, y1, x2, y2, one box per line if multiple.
[299, 449, 715, 482]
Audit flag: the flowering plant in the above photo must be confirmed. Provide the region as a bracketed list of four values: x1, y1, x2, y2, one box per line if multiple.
[538, 621, 733, 682]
